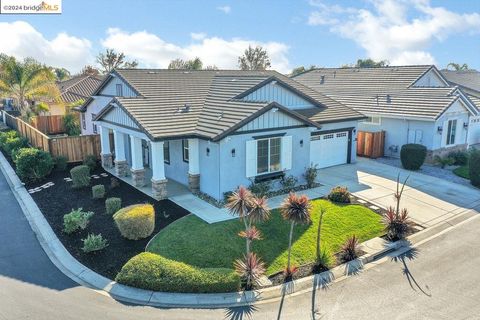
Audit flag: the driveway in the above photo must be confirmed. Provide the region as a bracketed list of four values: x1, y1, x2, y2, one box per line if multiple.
[314, 158, 480, 227]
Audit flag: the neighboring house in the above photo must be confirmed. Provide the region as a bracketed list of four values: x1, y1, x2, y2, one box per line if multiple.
[82, 69, 365, 201]
[293, 65, 480, 159]
[49, 75, 104, 116]
[442, 70, 480, 147]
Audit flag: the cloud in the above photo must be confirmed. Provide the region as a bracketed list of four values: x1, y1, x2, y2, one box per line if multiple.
[216, 5, 231, 14]
[190, 32, 207, 41]
[0, 21, 92, 72]
[308, 0, 480, 65]
[101, 28, 291, 73]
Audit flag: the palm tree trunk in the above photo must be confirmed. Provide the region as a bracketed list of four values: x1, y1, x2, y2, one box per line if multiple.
[287, 222, 295, 274]
[243, 217, 250, 256]
[316, 210, 324, 262]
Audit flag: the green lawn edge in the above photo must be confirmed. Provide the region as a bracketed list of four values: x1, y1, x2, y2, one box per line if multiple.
[453, 165, 469, 179]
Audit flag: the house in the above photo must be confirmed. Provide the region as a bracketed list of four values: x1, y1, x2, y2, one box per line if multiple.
[293, 65, 480, 160]
[441, 69, 480, 147]
[81, 69, 365, 201]
[49, 74, 104, 116]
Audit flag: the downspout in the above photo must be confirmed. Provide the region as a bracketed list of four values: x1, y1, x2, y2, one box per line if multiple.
[218, 141, 222, 201]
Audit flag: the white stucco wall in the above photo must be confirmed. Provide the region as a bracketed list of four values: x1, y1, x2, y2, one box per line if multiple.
[82, 96, 113, 135]
[413, 69, 448, 87]
[433, 100, 470, 149]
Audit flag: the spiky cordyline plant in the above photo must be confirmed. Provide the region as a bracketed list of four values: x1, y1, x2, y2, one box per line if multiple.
[238, 226, 262, 241]
[280, 193, 312, 277]
[339, 235, 359, 263]
[234, 253, 266, 290]
[383, 206, 413, 240]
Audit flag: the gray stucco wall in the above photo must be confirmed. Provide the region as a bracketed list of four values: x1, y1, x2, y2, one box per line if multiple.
[164, 139, 189, 185]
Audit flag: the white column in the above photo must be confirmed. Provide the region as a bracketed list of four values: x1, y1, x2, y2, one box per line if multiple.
[113, 129, 126, 161]
[188, 138, 200, 175]
[99, 126, 111, 155]
[130, 136, 144, 170]
[151, 141, 166, 181]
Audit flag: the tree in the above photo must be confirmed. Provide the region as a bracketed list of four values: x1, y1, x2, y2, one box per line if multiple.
[80, 65, 100, 76]
[0, 56, 60, 115]
[355, 58, 389, 68]
[290, 65, 317, 77]
[168, 57, 217, 70]
[96, 49, 138, 73]
[446, 62, 469, 71]
[280, 193, 312, 277]
[238, 45, 271, 71]
[53, 67, 71, 81]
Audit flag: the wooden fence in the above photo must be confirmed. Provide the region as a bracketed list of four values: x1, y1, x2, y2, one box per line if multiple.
[31, 115, 65, 135]
[2, 111, 100, 162]
[357, 131, 385, 158]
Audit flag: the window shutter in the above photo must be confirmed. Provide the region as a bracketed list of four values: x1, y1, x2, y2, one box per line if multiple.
[246, 140, 257, 178]
[281, 136, 292, 171]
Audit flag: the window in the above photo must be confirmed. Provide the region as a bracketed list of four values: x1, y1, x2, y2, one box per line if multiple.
[91, 113, 97, 134]
[116, 84, 123, 96]
[446, 119, 457, 145]
[182, 139, 189, 162]
[257, 137, 281, 175]
[363, 116, 381, 125]
[81, 113, 86, 130]
[163, 141, 170, 164]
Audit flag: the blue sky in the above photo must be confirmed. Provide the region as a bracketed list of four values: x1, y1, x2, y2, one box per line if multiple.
[0, 0, 479, 73]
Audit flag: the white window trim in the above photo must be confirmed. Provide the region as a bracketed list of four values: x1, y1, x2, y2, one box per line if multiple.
[362, 116, 381, 125]
[256, 137, 282, 175]
[116, 84, 123, 97]
[182, 139, 189, 162]
[445, 119, 458, 146]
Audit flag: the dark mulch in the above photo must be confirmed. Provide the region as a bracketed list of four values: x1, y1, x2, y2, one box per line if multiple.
[25, 163, 190, 280]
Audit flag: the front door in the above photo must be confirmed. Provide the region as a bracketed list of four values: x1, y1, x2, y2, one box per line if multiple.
[142, 140, 150, 167]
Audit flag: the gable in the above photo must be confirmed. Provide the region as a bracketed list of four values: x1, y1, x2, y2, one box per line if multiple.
[99, 104, 139, 129]
[98, 75, 138, 97]
[413, 68, 449, 88]
[236, 108, 305, 133]
[445, 99, 470, 115]
[241, 81, 315, 110]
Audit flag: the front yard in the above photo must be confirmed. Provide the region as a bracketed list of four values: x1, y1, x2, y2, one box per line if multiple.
[453, 165, 469, 179]
[147, 199, 384, 276]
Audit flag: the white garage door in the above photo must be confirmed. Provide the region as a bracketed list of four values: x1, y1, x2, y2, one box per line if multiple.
[310, 131, 349, 168]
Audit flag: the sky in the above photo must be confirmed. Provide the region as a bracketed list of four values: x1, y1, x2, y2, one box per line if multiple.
[0, 0, 479, 74]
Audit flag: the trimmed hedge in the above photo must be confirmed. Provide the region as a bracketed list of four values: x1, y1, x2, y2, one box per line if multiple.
[469, 149, 480, 187]
[113, 204, 155, 240]
[400, 144, 427, 170]
[105, 197, 122, 215]
[70, 165, 91, 188]
[14, 147, 54, 182]
[115, 252, 240, 293]
[83, 154, 97, 171]
[92, 184, 105, 199]
[327, 186, 351, 203]
[54, 156, 68, 171]
[1, 131, 28, 156]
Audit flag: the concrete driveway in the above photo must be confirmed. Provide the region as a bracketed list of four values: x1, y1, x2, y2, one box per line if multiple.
[315, 158, 480, 227]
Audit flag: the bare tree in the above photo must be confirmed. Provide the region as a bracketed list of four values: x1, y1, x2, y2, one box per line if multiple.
[96, 49, 138, 73]
[80, 65, 100, 76]
[238, 45, 271, 70]
[168, 57, 217, 70]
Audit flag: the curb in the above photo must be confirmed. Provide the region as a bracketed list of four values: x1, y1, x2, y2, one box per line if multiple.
[0, 151, 476, 308]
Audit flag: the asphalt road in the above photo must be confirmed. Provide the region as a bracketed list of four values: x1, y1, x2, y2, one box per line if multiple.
[1, 169, 479, 320]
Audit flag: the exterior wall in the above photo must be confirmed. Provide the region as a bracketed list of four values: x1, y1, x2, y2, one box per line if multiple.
[468, 116, 480, 146]
[359, 117, 435, 157]
[49, 103, 66, 116]
[242, 82, 314, 110]
[102, 105, 139, 129]
[198, 139, 221, 199]
[237, 109, 304, 132]
[81, 96, 112, 135]
[413, 69, 448, 87]
[164, 139, 189, 185]
[101, 75, 137, 97]
[433, 100, 470, 150]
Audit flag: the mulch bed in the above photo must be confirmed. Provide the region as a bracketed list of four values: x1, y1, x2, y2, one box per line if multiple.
[24, 162, 190, 280]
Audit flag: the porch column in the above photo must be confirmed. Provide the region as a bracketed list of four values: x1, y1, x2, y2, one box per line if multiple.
[151, 141, 168, 200]
[99, 126, 113, 168]
[113, 129, 128, 177]
[130, 136, 146, 187]
[188, 138, 200, 192]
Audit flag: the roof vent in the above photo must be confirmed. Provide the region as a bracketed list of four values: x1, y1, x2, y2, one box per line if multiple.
[230, 78, 237, 82]
[320, 75, 325, 84]
[271, 80, 277, 85]
[386, 94, 392, 103]
[375, 95, 379, 105]
[333, 71, 336, 78]
[183, 104, 191, 112]
[147, 71, 157, 74]
[183, 71, 190, 74]
[217, 111, 224, 120]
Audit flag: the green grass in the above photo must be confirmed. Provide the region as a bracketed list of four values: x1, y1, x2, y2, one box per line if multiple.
[453, 165, 470, 179]
[147, 199, 384, 275]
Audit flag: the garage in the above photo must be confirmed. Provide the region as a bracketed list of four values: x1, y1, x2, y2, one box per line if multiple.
[310, 131, 350, 168]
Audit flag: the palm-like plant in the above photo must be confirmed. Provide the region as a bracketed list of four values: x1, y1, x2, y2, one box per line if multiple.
[238, 226, 262, 241]
[234, 253, 266, 290]
[339, 235, 359, 262]
[383, 173, 413, 240]
[0, 57, 60, 115]
[280, 193, 312, 277]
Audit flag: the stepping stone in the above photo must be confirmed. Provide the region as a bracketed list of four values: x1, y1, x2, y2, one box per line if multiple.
[100, 173, 108, 177]
[91, 175, 99, 178]
[357, 199, 367, 204]
[64, 178, 72, 182]
[369, 205, 380, 210]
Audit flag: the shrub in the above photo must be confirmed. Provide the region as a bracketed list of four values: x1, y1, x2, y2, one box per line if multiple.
[223, 191, 234, 203]
[280, 175, 298, 192]
[54, 155, 68, 171]
[110, 177, 120, 189]
[105, 197, 122, 215]
[113, 204, 155, 240]
[234, 253, 266, 290]
[448, 150, 469, 166]
[63, 208, 94, 234]
[304, 164, 318, 188]
[70, 165, 91, 188]
[315, 248, 333, 269]
[115, 252, 240, 293]
[383, 207, 414, 240]
[248, 180, 271, 198]
[14, 148, 54, 182]
[81, 233, 108, 253]
[3, 135, 28, 156]
[83, 154, 97, 171]
[327, 186, 351, 203]
[434, 155, 454, 169]
[400, 144, 427, 170]
[0, 130, 18, 148]
[92, 184, 105, 199]
[63, 113, 81, 136]
[469, 149, 480, 187]
[338, 235, 359, 263]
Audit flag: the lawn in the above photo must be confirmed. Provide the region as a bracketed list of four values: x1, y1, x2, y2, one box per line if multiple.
[147, 199, 384, 275]
[453, 165, 469, 179]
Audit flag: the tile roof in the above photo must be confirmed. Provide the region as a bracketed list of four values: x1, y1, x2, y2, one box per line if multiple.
[441, 70, 480, 93]
[293, 65, 478, 120]
[98, 69, 364, 141]
[57, 75, 104, 103]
